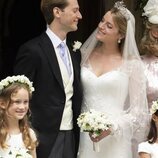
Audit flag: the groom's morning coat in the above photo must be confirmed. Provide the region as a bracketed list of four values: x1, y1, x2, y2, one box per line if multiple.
[14, 32, 83, 158]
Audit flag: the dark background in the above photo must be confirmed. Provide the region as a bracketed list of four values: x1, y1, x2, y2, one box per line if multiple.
[0, 0, 145, 80]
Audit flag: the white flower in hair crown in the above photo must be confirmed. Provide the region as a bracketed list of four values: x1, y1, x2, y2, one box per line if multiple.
[72, 41, 82, 52]
[142, 0, 158, 24]
[150, 100, 158, 114]
[0, 75, 35, 93]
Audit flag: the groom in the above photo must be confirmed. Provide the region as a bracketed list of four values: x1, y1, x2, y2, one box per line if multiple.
[14, 0, 83, 157]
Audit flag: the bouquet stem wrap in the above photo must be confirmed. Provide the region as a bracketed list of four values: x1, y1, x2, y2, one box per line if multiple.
[93, 142, 100, 152]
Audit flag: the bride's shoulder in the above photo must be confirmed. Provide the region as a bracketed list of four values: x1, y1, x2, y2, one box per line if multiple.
[127, 58, 143, 66]
[123, 58, 144, 75]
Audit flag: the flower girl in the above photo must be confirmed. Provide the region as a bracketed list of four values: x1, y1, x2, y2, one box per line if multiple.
[0, 75, 38, 158]
[138, 100, 158, 158]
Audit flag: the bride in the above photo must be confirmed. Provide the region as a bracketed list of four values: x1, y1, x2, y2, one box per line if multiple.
[78, 1, 149, 158]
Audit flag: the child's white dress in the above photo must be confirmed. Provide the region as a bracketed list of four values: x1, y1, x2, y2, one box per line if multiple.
[138, 141, 158, 158]
[0, 129, 36, 158]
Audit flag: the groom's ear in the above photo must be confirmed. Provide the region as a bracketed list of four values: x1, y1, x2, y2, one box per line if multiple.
[53, 7, 63, 18]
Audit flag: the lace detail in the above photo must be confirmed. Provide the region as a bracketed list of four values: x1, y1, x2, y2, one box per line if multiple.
[78, 59, 149, 158]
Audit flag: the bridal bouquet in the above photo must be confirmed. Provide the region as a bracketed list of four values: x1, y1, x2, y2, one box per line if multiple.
[0, 147, 32, 158]
[77, 109, 112, 152]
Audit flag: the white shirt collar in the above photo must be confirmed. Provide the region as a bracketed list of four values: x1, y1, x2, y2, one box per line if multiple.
[46, 27, 66, 48]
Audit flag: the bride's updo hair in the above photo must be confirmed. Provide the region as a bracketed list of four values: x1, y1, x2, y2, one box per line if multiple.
[110, 7, 127, 51]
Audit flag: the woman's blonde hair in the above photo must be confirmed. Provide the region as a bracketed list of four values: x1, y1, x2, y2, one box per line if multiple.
[140, 21, 158, 55]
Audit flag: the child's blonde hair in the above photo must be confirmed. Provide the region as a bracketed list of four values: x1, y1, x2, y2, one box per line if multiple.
[0, 78, 38, 150]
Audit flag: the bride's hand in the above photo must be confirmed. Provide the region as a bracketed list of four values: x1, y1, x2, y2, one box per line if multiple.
[89, 129, 111, 142]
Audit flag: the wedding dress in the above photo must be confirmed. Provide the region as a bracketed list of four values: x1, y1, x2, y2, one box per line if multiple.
[78, 3, 149, 157]
[78, 60, 147, 158]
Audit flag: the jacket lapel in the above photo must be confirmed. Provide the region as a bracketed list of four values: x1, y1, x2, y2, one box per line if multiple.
[67, 42, 78, 77]
[39, 33, 64, 89]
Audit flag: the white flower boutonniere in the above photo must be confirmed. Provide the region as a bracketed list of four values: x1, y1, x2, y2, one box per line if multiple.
[72, 41, 82, 52]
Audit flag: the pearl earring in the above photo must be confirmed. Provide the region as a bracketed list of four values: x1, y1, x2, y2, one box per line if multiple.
[118, 39, 121, 43]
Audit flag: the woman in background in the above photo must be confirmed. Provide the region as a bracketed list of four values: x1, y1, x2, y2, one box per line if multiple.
[140, 0, 158, 108]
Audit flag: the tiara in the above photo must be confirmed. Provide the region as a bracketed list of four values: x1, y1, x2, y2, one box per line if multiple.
[0, 75, 35, 94]
[114, 1, 130, 20]
[150, 100, 158, 114]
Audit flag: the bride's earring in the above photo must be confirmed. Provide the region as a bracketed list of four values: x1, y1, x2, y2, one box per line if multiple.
[118, 39, 121, 44]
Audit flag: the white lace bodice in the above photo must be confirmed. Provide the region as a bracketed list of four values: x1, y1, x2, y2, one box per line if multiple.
[81, 67, 129, 114]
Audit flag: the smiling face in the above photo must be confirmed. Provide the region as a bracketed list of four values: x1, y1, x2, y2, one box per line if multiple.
[7, 88, 29, 121]
[96, 11, 121, 45]
[58, 0, 82, 33]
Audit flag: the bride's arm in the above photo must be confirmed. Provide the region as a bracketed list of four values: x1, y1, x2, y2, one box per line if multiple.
[127, 60, 149, 141]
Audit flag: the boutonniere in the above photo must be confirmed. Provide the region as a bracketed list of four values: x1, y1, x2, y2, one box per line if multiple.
[72, 41, 82, 52]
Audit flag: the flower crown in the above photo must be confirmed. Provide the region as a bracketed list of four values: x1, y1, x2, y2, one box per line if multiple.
[114, 1, 130, 20]
[142, 0, 158, 24]
[0, 75, 35, 94]
[150, 100, 158, 114]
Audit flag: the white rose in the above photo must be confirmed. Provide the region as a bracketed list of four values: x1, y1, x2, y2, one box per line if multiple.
[73, 41, 82, 52]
